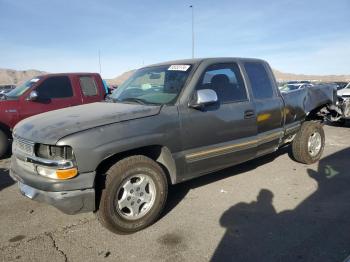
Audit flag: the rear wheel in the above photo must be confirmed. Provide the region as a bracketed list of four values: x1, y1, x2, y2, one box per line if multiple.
[97, 155, 168, 234]
[0, 130, 9, 158]
[292, 121, 325, 164]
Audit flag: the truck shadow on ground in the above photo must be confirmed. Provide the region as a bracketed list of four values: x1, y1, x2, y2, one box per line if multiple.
[326, 120, 350, 128]
[211, 147, 350, 262]
[0, 166, 14, 191]
[164, 146, 291, 217]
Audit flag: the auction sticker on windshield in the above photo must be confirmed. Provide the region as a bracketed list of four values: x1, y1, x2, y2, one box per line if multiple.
[168, 65, 190, 71]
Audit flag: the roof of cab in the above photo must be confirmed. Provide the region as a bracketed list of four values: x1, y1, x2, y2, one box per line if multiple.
[38, 72, 100, 78]
[146, 57, 267, 68]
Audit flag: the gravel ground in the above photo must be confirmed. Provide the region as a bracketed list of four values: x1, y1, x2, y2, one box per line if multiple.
[0, 124, 349, 262]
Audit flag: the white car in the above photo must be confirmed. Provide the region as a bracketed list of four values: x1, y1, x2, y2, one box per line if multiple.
[337, 82, 350, 98]
[335, 82, 350, 123]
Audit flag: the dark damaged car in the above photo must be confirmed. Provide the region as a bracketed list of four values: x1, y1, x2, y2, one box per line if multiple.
[10, 58, 343, 234]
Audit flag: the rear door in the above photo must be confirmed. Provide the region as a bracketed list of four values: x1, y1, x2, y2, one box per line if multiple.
[19, 75, 79, 121]
[77, 75, 104, 104]
[243, 61, 284, 157]
[179, 62, 257, 178]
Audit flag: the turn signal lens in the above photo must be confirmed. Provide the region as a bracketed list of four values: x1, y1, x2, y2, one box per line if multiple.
[36, 166, 78, 180]
[56, 168, 78, 180]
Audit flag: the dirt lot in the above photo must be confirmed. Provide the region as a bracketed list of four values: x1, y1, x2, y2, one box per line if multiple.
[0, 124, 349, 262]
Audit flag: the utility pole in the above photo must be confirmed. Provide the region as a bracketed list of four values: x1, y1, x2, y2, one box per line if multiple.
[190, 5, 194, 58]
[98, 49, 102, 74]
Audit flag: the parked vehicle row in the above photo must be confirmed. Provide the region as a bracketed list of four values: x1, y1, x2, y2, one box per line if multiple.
[0, 84, 16, 96]
[279, 83, 313, 92]
[334, 81, 349, 90]
[9, 57, 344, 234]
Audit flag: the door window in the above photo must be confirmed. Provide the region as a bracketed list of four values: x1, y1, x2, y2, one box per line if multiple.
[244, 62, 274, 99]
[36, 76, 73, 99]
[197, 63, 247, 103]
[79, 76, 98, 96]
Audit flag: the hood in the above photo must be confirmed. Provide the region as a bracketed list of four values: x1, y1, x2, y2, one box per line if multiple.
[338, 88, 350, 97]
[14, 102, 161, 144]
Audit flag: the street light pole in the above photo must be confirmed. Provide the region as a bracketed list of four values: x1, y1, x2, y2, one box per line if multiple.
[190, 5, 194, 58]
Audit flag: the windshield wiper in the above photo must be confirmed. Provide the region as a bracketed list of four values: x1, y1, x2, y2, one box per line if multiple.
[117, 97, 160, 106]
[119, 97, 147, 104]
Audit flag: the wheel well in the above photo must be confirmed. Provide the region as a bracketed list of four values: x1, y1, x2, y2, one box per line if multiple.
[95, 145, 176, 185]
[94, 145, 176, 211]
[0, 122, 11, 138]
[306, 104, 329, 121]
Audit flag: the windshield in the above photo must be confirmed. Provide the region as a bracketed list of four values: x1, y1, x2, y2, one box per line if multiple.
[6, 77, 42, 98]
[110, 64, 193, 105]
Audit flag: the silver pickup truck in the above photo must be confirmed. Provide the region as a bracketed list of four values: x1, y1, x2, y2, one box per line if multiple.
[10, 57, 340, 234]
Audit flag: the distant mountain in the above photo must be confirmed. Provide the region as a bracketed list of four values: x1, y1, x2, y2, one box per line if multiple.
[106, 70, 135, 86]
[0, 68, 47, 85]
[273, 69, 350, 82]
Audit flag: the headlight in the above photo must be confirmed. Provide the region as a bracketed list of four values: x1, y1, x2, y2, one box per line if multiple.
[35, 144, 74, 160]
[34, 144, 77, 180]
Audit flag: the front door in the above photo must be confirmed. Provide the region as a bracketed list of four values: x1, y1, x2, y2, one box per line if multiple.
[179, 62, 257, 179]
[19, 76, 79, 121]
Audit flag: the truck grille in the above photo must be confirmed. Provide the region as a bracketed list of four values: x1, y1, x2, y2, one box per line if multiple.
[13, 137, 35, 156]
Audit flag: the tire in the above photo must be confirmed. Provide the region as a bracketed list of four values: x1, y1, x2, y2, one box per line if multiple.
[97, 155, 168, 234]
[292, 121, 325, 164]
[0, 130, 9, 159]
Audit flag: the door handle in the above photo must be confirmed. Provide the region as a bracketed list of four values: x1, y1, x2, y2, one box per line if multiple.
[244, 110, 255, 119]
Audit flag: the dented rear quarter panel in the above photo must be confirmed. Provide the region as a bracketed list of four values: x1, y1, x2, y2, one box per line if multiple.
[281, 85, 335, 125]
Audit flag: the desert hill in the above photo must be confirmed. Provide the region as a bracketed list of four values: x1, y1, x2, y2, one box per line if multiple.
[273, 69, 350, 82]
[0, 69, 46, 85]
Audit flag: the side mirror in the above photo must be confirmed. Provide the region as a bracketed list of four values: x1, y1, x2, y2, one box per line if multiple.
[189, 89, 218, 109]
[27, 90, 39, 101]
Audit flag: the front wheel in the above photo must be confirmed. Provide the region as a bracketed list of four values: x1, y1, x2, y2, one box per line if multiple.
[292, 121, 325, 164]
[97, 155, 168, 234]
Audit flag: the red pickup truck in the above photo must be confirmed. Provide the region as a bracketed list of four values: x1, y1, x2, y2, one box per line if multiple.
[0, 73, 106, 157]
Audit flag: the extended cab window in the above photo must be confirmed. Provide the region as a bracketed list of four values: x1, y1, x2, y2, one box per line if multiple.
[197, 63, 247, 103]
[244, 62, 274, 99]
[79, 76, 98, 96]
[35, 76, 73, 99]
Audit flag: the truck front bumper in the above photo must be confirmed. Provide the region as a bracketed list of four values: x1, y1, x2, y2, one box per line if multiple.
[17, 181, 95, 214]
[18, 182, 95, 215]
[10, 155, 96, 215]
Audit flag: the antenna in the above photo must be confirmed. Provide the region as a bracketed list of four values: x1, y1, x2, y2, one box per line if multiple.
[98, 49, 102, 74]
[190, 5, 195, 58]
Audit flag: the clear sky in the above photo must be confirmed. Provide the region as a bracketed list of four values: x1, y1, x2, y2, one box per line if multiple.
[0, 0, 349, 78]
